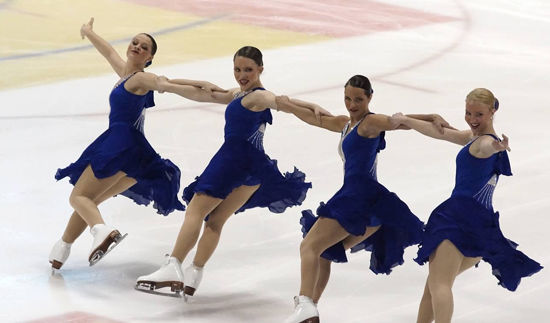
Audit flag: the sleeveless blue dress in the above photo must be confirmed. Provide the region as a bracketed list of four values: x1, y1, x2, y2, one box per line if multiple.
[55, 73, 184, 215]
[182, 88, 311, 214]
[301, 115, 424, 274]
[415, 134, 542, 291]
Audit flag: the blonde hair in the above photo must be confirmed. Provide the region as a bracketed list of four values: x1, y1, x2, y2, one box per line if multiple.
[466, 88, 498, 110]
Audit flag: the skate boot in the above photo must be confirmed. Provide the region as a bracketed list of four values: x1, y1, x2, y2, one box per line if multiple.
[183, 264, 203, 297]
[49, 239, 72, 271]
[88, 224, 127, 266]
[135, 255, 185, 297]
[283, 295, 320, 323]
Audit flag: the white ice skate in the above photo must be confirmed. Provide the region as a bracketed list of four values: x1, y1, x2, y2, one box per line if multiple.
[135, 255, 185, 297]
[183, 264, 203, 298]
[49, 239, 72, 272]
[88, 224, 127, 266]
[283, 295, 320, 323]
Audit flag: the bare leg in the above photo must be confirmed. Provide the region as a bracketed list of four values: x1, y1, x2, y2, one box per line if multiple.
[311, 226, 380, 303]
[299, 217, 350, 298]
[68, 165, 128, 227]
[417, 243, 481, 323]
[341, 226, 381, 250]
[61, 212, 87, 243]
[170, 193, 223, 262]
[61, 176, 137, 243]
[192, 184, 260, 267]
[417, 279, 434, 323]
[312, 258, 331, 303]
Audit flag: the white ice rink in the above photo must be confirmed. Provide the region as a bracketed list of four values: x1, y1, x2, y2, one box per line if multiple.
[1, 0, 549, 322]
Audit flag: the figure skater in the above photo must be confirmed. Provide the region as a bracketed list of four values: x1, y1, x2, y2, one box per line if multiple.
[390, 88, 543, 323]
[276, 75, 447, 323]
[50, 18, 222, 270]
[135, 46, 313, 297]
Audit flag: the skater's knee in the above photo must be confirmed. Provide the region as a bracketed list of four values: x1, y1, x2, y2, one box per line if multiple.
[300, 239, 323, 258]
[427, 280, 452, 300]
[204, 212, 230, 233]
[204, 219, 224, 234]
[69, 193, 85, 209]
[183, 210, 208, 227]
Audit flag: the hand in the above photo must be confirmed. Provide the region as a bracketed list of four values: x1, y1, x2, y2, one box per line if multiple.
[431, 114, 457, 134]
[80, 17, 94, 39]
[492, 134, 511, 152]
[389, 112, 406, 128]
[156, 76, 169, 93]
[201, 82, 227, 93]
[275, 95, 290, 112]
[312, 105, 332, 124]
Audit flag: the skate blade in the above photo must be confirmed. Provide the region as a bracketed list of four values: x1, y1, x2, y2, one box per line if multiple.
[49, 260, 63, 275]
[300, 317, 320, 323]
[50, 259, 63, 270]
[135, 282, 183, 298]
[89, 232, 128, 266]
[183, 286, 196, 296]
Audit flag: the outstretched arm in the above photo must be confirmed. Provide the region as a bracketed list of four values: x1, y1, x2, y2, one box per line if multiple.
[158, 77, 235, 104]
[470, 134, 511, 158]
[287, 98, 334, 122]
[275, 96, 348, 132]
[80, 18, 125, 76]
[406, 114, 457, 133]
[390, 113, 471, 145]
[165, 78, 228, 93]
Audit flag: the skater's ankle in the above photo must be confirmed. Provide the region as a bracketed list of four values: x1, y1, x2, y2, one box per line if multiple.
[90, 223, 104, 232]
[191, 262, 204, 269]
[168, 253, 184, 263]
[60, 237, 75, 245]
[297, 295, 314, 303]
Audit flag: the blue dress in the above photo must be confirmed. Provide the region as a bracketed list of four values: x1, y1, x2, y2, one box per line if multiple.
[301, 115, 424, 274]
[182, 88, 311, 214]
[55, 73, 185, 215]
[415, 134, 542, 291]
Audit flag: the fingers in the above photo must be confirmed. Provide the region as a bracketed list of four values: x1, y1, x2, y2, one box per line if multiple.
[389, 112, 404, 128]
[276, 95, 289, 103]
[502, 134, 511, 151]
[81, 17, 94, 39]
[314, 109, 322, 123]
[435, 122, 445, 134]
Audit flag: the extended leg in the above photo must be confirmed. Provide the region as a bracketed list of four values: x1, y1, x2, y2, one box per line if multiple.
[192, 184, 260, 267]
[426, 240, 464, 323]
[311, 225, 380, 303]
[61, 176, 137, 243]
